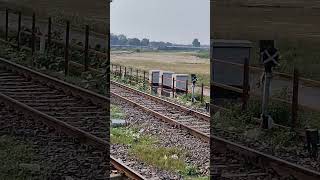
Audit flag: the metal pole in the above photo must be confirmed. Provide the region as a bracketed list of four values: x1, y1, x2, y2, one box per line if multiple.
[47, 17, 52, 52]
[185, 80, 188, 96]
[31, 12, 36, 56]
[192, 82, 195, 103]
[161, 75, 164, 93]
[5, 8, 8, 41]
[261, 72, 272, 129]
[151, 72, 153, 88]
[64, 21, 70, 76]
[292, 68, 299, 129]
[17, 12, 21, 50]
[172, 77, 175, 98]
[201, 83, 204, 103]
[84, 25, 89, 71]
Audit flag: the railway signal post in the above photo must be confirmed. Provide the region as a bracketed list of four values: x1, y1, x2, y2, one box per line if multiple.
[191, 74, 198, 103]
[260, 40, 279, 129]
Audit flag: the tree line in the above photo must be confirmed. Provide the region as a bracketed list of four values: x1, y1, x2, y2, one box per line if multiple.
[111, 34, 201, 47]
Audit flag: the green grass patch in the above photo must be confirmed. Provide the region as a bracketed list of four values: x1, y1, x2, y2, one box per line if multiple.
[110, 104, 125, 119]
[192, 50, 210, 59]
[0, 135, 39, 179]
[111, 127, 204, 178]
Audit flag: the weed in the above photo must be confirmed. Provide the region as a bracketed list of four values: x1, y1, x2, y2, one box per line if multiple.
[111, 127, 203, 177]
[0, 135, 42, 179]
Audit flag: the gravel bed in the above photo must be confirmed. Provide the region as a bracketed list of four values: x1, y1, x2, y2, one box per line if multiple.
[111, 96, 210, 179]
[0, 104, 109, 179]
[214, 127, 320, 172]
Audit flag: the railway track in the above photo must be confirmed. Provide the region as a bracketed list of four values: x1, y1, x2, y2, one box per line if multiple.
[0, 57, 146, 180]
[110, 80, 320, 180]
[0, 54, 319, 179]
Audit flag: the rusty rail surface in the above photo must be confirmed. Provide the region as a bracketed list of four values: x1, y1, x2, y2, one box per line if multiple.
[0, 57, 146, 180]
[111, 80, 320, 180]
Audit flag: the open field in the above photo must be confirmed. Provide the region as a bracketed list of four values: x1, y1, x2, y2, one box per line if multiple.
[111, 51, 210, 85]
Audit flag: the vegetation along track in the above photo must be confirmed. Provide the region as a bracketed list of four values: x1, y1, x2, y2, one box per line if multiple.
[111, 80, 320, 180]
[0, 57, 146, 180]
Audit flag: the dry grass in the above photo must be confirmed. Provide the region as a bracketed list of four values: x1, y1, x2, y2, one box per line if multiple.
[111, 51, 210, 85]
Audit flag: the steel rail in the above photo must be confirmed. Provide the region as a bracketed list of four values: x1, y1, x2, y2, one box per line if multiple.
[111, 80, 210, 121]
[0, 58, 146, 180]
[0, 57, 319, 180]
[111, 81, 320, 180]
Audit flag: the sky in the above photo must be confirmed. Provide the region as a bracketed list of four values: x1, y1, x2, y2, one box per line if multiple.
[111, 0, 209, 45]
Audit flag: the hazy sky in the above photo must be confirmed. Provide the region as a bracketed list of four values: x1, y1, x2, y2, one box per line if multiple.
[111, 0, 209, 45]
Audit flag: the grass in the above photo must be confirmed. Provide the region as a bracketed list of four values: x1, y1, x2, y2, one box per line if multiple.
[111, 104, 125, 119]
[212, 105, 301, 154]
[111, 51, 210, 86]
[0, 135, 41, 179]
[192, 50, 210, 59]
[111, 127, 206, 178]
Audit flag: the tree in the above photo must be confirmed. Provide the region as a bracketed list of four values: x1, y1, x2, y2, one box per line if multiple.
[128, 38, 141, 46]
[117, 34, 128, 45]
[141, 38, 150, 46]
[165, 42, 173, 46]
[110, 34, 119, 45]
[192, 39, 201, 47]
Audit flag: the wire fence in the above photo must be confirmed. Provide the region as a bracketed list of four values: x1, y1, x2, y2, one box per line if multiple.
[111, 63, 209, 104]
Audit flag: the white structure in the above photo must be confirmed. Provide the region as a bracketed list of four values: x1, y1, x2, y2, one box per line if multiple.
[172, 74, 188, 91]
[160, 71, 175, 88]
[149, 70, 161, 85]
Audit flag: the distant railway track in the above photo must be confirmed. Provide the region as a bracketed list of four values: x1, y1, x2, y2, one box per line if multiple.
[111, 80, 320, 180]
[0, 57, 146, 180]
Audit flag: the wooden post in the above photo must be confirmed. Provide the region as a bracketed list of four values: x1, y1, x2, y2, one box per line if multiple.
[64, 21, 70, 76]
[185, 80, 188, 96]
[242, 57, 250, 110]
[292, 68, 299, 129]
[151, 72, 153, 88]
[17, 12, 21, 50]
[172, 77, 175, 98]
[143, 71, 146, 83]
[5, 8, 8, 41]
[201, 83, 204, 103]
[47, 17, 52, 52]
[84, 25, 89, 71]
[124, 66, 127, 78]
[119, 66, 122, 77]
[31, 12, 36, 56]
